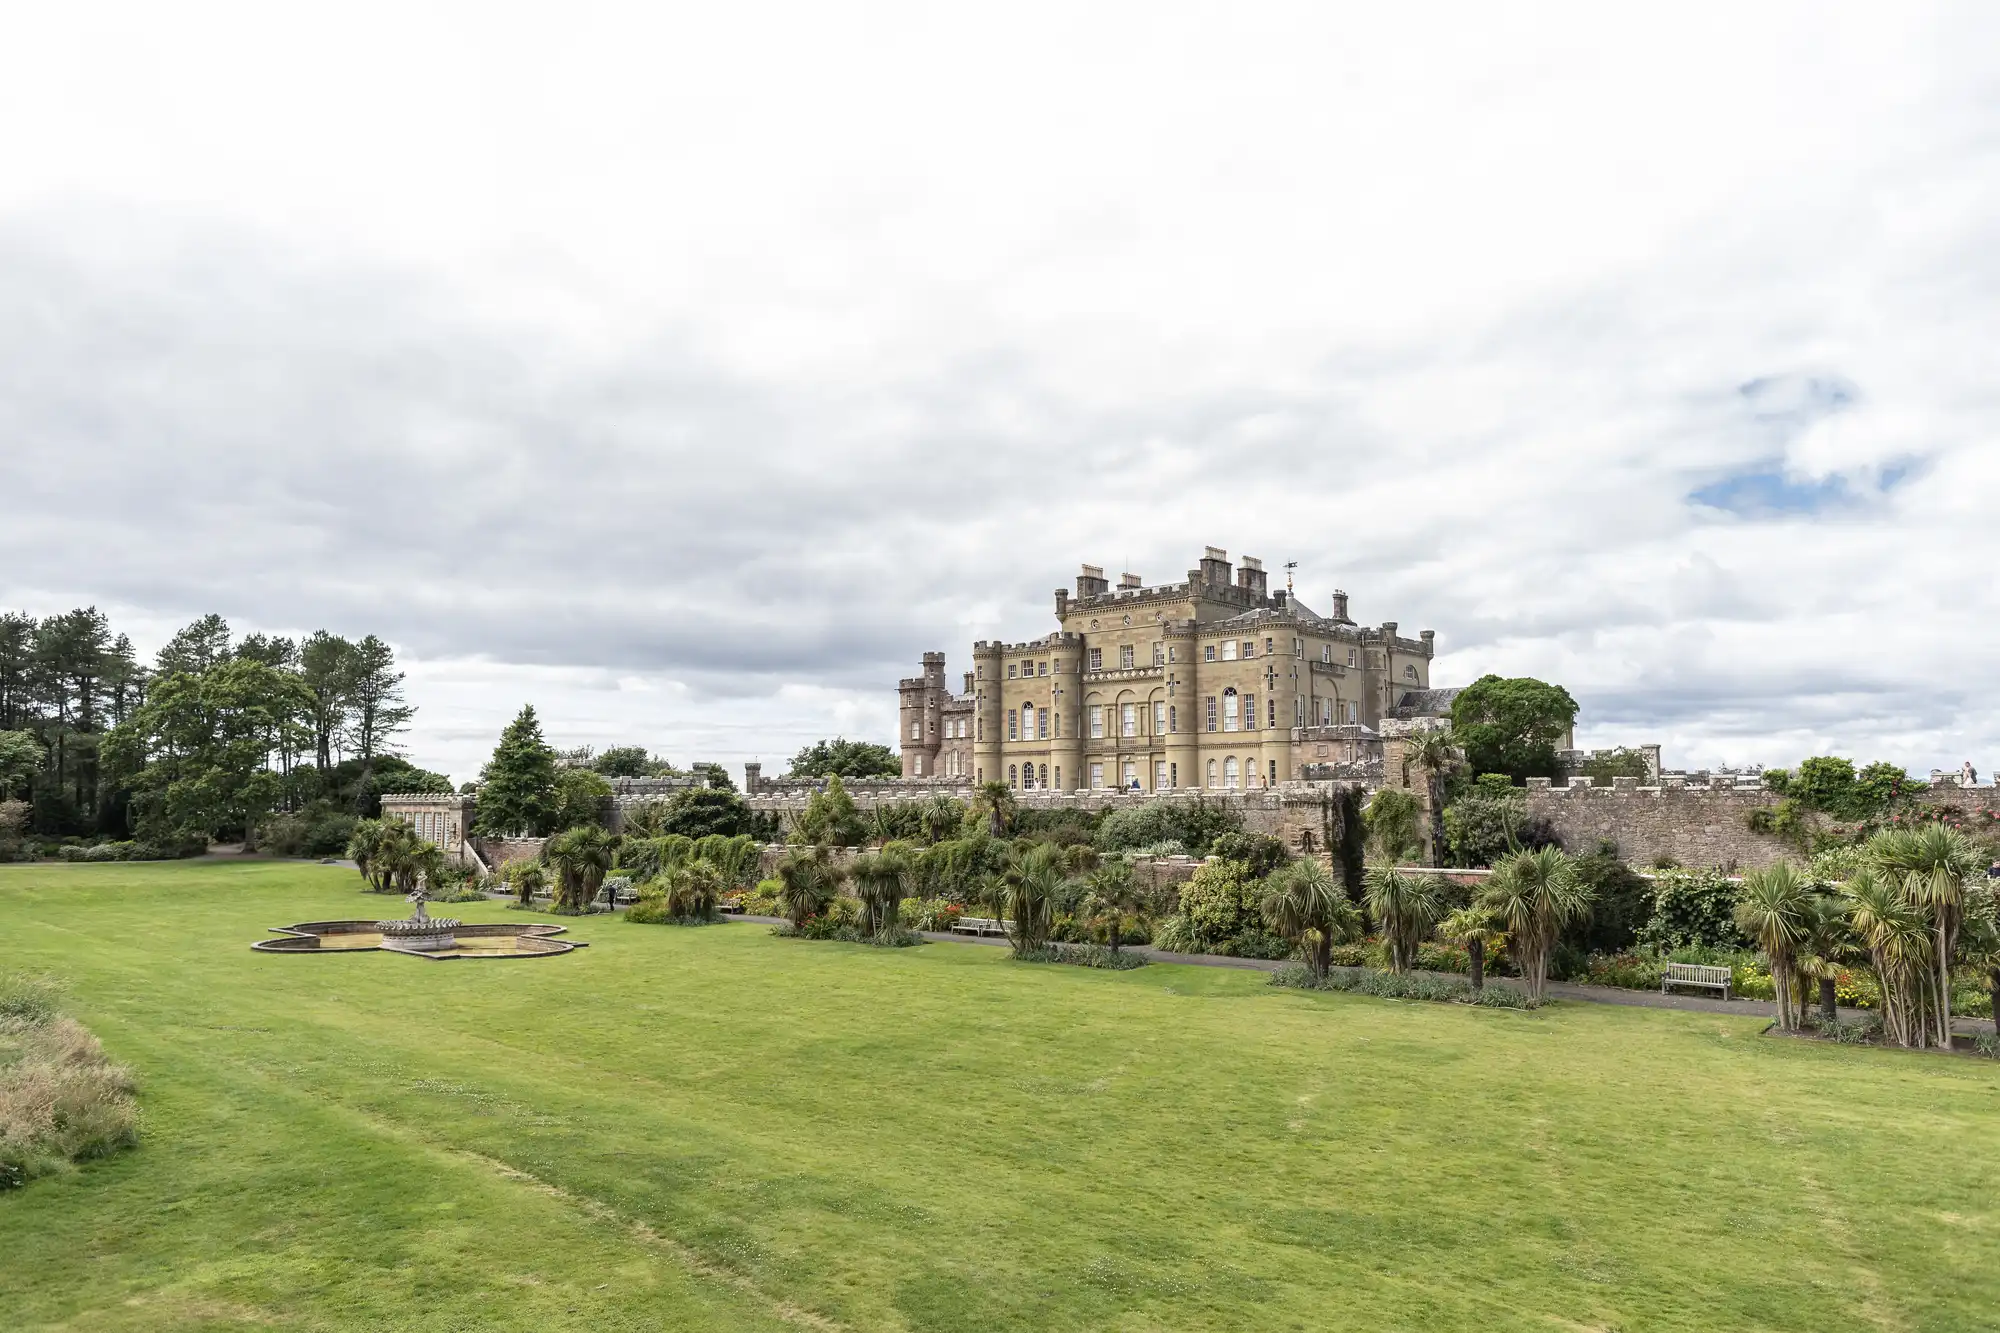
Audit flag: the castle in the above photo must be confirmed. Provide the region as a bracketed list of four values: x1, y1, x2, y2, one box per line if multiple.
[898, 547, 1455, 792]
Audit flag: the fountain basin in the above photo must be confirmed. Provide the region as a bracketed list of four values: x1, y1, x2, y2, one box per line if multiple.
[252, 920, 580, 960]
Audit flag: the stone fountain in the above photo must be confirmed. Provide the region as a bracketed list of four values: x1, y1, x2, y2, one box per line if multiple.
[376, 884, 461, 953]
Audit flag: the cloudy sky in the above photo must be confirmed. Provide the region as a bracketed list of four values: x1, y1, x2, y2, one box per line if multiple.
[5, 2, 1997, 785]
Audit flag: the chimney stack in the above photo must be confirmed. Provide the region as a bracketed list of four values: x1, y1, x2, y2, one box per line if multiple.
[1330, 589, 1351, 622]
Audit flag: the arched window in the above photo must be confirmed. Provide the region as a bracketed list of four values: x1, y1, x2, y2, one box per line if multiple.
[1038, 763, 1048, 787]
[1022, 703, 1036, 740]
[1224, 756, 1240, 789]
[1169, 705, 1177, 733]
[1022, 763, 1035, 790]
[1206, 759, 1218, 787]
[1223, 688, 1239, 732]
[1009, 764, 1020, 788]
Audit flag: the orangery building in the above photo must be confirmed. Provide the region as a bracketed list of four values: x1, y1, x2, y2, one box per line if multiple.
[898, 547, 1448, 792]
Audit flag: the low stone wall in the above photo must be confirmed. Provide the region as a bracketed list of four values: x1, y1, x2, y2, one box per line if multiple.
[474, 837, 548, 870]
[1524, 776, 2000, 871]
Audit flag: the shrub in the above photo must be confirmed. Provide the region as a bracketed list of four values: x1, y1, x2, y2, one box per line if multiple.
[1175, 860, 1261, 951]
[1094, 797, 1242, 856]
[1637, 869, 1747, 951]
[901, 898, 963, 932]
[0, 974, 140, 1190]
[1015, 942, 1146, 970]
[1209, 832, 1291, 879]
[1269, 963, 1539, 1009]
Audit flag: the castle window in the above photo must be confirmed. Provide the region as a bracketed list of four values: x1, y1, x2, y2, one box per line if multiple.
[1322, 645, 1331, 663]
[1153, 642, 1164, 665]
[1053, 711, 1060, 738]
[1348, 648, 1358, 667]
[1206, 759, 1217, 787]
[1405, 665, 1419, 680]
[1169, 646, 1177, 663]
[977, 664, 984, 679]
[1022, 764, 1035, 790]
[1122, 761, 1137, 789]
[1009, 764, 1018, 788]
[1088, 647, 1103, 670]
[1008, 664, 1017, 679]
[1205, 696, 1217, 732]
[1169, 705, 1178, 733]
[1089, 762, 1104, 789]
[1295, 698, 1305, 728]
[1155, 760, 1167, 790]
[1119, 644, 1134, 668]
[1269, 760, 1278, 786]
[914, 756, 923, 776]
[1224, 756, 1240, 789]
[977, 717, 984, 740]
[1039, 661, 1049, 676]
[1268, 697, 1277, 728]
[1169, 762, 1178, 788]
[1008, 709, 1018, 741]
[1204, 645, 1215, 661]
[1022, 659, 1033, 675]
[1242, 641, 1255, 659]
[1295, 638, 1304, 657]
[1054, 765, 1061, 789]
[1089, 705, 1104, 738]
[1223, 688, 1239, 732]
[1022, 703, 1036, 740]
[1244, 692, 1256, 729]
[1153, 701, 1166, 734]
[1121, 703, 1136, 737]
[1038, 707, 1048, 740]
[1347, 701, 1358, 723]
[1220, 641, 1236, 661]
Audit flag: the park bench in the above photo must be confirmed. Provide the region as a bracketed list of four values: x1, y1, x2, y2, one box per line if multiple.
[951, 917, 1012, 937]
[1661, 962, 1732, 1000]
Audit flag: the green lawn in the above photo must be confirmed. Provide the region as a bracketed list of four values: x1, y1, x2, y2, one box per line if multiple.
[2, 862, 1996, 1332]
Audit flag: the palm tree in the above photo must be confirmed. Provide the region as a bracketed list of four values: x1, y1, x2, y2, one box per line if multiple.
[1262, 858, 1360, 979]
[1401, 727, 1461, 868]
[372, 821, 423, 897]
[1002, 843, 1062, 955]
[970, 780, 1017, 839]
[1733, 862, 1812, 1032]
[512, 861, 546, 908]
[1957, 892, 2000, 1041]
[545, 824, 615, 913]
[850, 842, 915, 937]
[663, 858, 726, 921]
[1793, 891, 1851, 1026]
[1872, 825, 1980, 1047]
[1365, 867, 1444, 972]
[1480, 846, 1590, 1003]
[413, 840, 452, 901]
[919, 794, 963, 846]
[346, 818, 390, 892]
[1842, 867, 1939, 1049]
[1439, 904, 1504, 993]
[1084, 860, 1149, 955]
[775, 847, 840, 928]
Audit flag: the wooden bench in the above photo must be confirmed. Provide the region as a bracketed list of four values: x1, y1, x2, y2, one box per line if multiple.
[951, 917, 1012, 937]
[1661, 962, 1732, 1000]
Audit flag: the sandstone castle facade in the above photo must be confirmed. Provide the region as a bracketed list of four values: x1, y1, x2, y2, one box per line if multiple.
[898, 547, 1452, 792]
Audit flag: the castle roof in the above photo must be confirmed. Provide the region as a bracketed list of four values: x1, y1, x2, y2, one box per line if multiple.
[1388, 687, 1462, 719]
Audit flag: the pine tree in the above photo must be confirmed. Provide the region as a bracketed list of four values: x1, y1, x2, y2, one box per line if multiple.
[473, 705, 558, 837]
[347, 635, 414, 761]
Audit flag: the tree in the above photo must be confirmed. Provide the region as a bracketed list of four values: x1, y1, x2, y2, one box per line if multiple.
[1440, 905, 1504, 993]
[1841, 867, 1938, 1049]
[969, 780, 1017, 839]
[1480, 847, 1591, 1002]
[1400, 728, 1462, 865]
[775, 847, 841, 927]
[102, 655, 313, 844]
[0, 613, 35, 731]
[1733, 862, 1813, 1032]
[691, 761, 733, 790]
[345, 818, 394, 892]
[1262, 858, 1360, 979]
[1001, 843, 1062, 955]
[1449, 675, 1578, 784]
[787, 737, 900, 779]
[1363, 788, 1423, 864]
[473, 706, 559, 837]
[1084, 860, 1152, 955]
[0, 731, 38, 801]
[851, 842, 914, 937]
[298, 632, 359, 772]
[1365, 868, 1444, 973]
[1870, 825, 1980, 1048]
[919, 794, 964, 846]
[793, 774, 864, 846]
[512, 861, 546, 907]
[345, 635, 414, 762]
[154, 614, 232, 678]
[550, 768, 612, 831]
[545, 824, 615, 913]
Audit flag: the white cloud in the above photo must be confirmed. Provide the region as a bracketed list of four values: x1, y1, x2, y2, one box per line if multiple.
[2, 2, 1997, 784]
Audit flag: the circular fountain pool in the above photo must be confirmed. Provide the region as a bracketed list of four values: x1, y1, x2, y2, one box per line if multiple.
[251, 920, 582, 960]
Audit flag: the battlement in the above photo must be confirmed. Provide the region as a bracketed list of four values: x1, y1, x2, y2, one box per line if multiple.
[973, 633, 1082, 655]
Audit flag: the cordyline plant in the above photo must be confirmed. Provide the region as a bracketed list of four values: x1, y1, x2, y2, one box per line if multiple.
[1479, 846, 1591, 1003]
[1365, 867, 1444, 974]
[1261, 858, 1361, 981]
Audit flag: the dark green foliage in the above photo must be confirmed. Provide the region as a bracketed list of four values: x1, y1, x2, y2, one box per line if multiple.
[1763, 756, 1922, 825]
[1269, 963, 1540, 1008]
[1565, 842, 1653, 953]
[634, 787, 774, 840]
[1333, 785, 1366, 903]
[1363, 787, 1422, 862]
[255, 807, 360, 858]
[1210, 832, 1291, 879]
[550, 768, 612, 830]
[691, 761, 735, 791]
[1568, 748, 1652, 786]
[787, 737, 900, 779]
[1011, 807, 1102, 842]
[1093, 795, 1243, 856]
[792, 774, 865, 846]
[1449, 674, 1578, 783]
[1443, 784, 1540, 867]
[472, 706, 559, 837]
[1013, 942, 1146, 970]
[1636, 868, 1746, 952]
[590, 746, 661, 778]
